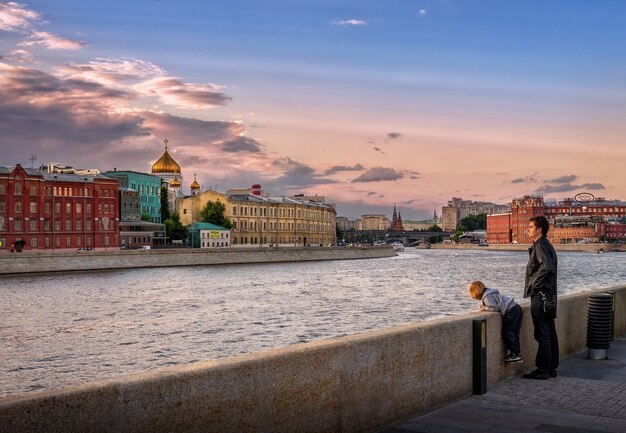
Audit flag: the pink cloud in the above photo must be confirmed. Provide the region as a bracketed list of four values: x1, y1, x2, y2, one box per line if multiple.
[19, 30, 86, 50]
[0, 2, 40, 32]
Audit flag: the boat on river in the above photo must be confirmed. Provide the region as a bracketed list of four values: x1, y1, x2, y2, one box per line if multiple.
[392, 242, 405, 252]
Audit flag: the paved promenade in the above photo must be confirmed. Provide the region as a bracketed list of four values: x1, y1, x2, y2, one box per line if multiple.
[382, 337, 626, 433]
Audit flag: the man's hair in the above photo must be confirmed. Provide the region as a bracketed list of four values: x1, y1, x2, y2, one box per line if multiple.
[468, 280, 486, 300]
[529, 215, 550, 236]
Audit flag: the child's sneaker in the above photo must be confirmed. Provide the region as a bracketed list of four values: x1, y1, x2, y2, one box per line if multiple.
[504, 353, 523, 363]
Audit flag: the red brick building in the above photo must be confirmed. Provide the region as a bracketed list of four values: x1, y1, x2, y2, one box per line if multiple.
[0, 164, 120, 251]
[511, 196, 545, 244]
[486, 213, 512, 244]
[486, 195, 626, 245]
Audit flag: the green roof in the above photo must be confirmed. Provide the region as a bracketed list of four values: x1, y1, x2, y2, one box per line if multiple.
[190, 222, 229, 231]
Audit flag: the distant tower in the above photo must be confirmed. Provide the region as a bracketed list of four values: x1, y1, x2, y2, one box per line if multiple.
[390, 205, 405, 231]
[433, 208, 438, 220]
[190, 173, 201, 196]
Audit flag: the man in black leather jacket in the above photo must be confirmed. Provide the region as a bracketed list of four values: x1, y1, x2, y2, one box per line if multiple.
[522, 215, 559, 380]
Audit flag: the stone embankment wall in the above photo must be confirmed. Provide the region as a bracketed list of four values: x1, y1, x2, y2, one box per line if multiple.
[1, 286, 625, 433]
[0, 246, 396, 275]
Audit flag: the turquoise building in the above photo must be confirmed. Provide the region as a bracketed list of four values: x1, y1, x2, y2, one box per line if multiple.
[104, 170, 162, 223]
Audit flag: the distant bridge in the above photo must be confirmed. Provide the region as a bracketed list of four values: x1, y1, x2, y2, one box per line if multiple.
[342, 230, 454, 246]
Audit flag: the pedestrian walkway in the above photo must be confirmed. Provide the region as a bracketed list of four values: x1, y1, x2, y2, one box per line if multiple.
[381, 337, 626, 433]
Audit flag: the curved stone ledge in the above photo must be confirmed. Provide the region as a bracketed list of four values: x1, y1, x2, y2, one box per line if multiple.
[1, 285, 624, 433]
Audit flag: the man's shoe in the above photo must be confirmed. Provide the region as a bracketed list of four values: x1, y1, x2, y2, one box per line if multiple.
[549, 369, 558, 378]
[504, 353, 523, 364]
[522, 369, 549, 380]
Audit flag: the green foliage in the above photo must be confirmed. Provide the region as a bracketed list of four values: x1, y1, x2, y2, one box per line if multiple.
[200, 200, 233, 229]
[427, 224, 443, 232]
[160, 186, 170, 222]
[140, 213, 152, 222]
[428, 235, 443, 244]
[452, 230, 463, 243]
[457, 213, 486, 232]
[164, 212, 187, 242]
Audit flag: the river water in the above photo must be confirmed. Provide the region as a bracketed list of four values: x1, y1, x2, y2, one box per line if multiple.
[1, 248, 625, 398]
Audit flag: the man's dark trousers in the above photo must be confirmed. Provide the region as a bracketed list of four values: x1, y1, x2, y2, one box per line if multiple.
[530, 295, 559, 372]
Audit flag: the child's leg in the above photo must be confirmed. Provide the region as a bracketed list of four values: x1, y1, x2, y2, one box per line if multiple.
[502, 304, 523, 355]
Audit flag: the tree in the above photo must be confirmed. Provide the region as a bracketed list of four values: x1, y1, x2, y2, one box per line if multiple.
[164, 212, 187, 242]
[457, 213, 486, 232]
[427, 235, 443, 244]
[452, 230, 463, 244]
[200, 200, 233, 229]
[160, 185, 170, 222]
[140, 213, 152, 222]
[336, 223, 342, 244]
[427, 224, 443, 232]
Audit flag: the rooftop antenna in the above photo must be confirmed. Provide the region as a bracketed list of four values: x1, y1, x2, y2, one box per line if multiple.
[29, 154, 37, 168]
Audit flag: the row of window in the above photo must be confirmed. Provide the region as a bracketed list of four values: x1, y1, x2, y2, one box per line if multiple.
[231, 205, 332, 220]
[231, 220, 333, 232]
[0, 182, 119, 198]
[230, 236, 331, 245]
[5, 219, 114, 232]
[0, 200, 111, 215]
[201, 241, 229, 248]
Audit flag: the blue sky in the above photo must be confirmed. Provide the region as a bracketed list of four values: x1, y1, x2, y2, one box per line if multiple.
[1, 0, 625, 218]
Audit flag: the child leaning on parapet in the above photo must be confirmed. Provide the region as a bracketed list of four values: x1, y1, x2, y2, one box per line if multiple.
[469, 281, 524, 364]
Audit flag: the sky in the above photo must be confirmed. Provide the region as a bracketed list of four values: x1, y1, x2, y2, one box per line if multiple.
[1, 1, 625, 219]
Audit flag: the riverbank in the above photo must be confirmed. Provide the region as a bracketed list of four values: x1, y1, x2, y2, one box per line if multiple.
[0, 246, 397, 275]
[431, 243, 625, 253]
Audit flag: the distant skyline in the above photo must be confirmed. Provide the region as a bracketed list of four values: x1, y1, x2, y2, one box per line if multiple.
[1, 1, 625, 219]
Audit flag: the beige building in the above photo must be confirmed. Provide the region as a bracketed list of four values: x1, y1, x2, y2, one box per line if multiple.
[177, 187, 336, 247]
[355, 214, 390, 231]
[442, 197, 510, 231]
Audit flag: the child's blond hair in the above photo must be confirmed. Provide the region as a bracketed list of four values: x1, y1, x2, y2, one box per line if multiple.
[468, 280, 486, 300]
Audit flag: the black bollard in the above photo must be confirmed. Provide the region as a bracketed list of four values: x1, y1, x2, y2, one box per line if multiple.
[587, 293, 614, 360]
[473, 319, 487, 395]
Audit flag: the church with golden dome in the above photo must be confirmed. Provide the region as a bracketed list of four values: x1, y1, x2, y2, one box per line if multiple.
[152, 138, 184, 213]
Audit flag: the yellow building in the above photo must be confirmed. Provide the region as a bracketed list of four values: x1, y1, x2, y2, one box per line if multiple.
[177, 187, 336, 247]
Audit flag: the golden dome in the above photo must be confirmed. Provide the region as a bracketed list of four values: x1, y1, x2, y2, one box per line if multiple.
[151, 142, 181, 174]
[170, 176, 182, 187]
[190, 174, 200, 190]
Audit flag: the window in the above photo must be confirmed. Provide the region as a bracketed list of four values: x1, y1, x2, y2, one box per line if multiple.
[30, 220, 37, 231]
[15, 183, 23, 195]
[30, 201, 37, 213]
[55, 220, 61, 231]
[86, 203, 92, 213]
[14, 202, 22, 213]
[76, 219, 82, 230]
[76, 203, 82, 213]
[30, 185, 37, 195]
[14, 219, 22, 231]
[55, 202, 61, 213]
[44, 219, 50, 231]
[233, 206, 237, 215]
[31, 238, 38, 248]
[66, 236, 71, 247]
[0, 184, 5, 194]
[44, 202, 51, 213]
[86, 220, 92, 230]
[45, 237, 50, 248]
[66, 202, 72, 214]
[65, 220, 71, 230]
[77, 236, 81, 246]
[0, 201, 5, 213]
[55, 236, 60, 247]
